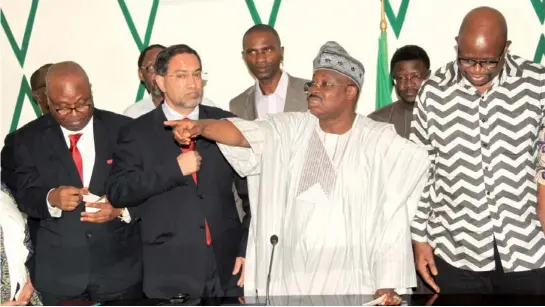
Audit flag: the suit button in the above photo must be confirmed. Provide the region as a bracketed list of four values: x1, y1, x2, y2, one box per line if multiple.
[199, 194, 204, 199]
[199, 225, 205, 231]
[86, 232, 92, 238]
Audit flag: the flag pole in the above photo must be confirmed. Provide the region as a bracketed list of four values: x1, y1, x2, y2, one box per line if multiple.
[375, 0, 392, 110]
[380, 0, 387, 33]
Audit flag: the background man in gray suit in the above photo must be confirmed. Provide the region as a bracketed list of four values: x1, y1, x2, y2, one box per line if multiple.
[230, 24, 308, 119]
[229, 24, 308, 221]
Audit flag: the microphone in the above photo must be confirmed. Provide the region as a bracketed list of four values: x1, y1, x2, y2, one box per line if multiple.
[265, 234, 279, 306]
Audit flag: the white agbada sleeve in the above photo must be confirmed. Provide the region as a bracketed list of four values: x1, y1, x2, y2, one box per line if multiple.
[217, 112, 311, 297]
[366, 124, 430, 292]
[216, 113, 309, 177]
[0, 189, 30, 302]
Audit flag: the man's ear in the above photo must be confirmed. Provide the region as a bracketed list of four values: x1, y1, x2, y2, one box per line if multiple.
[138, 68, 144, 82]
[155, 75, 166, 93]
[347, 85, 358, 101]
[505, 40, 512, 53]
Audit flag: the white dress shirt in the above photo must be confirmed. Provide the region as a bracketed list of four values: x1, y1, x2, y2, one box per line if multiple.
[47, 118, 95, 218]
[125, 95, 213, 119]
[45, 119, 131, 223]
[254, 70, 289, 119]
[161, 101, 199, 120]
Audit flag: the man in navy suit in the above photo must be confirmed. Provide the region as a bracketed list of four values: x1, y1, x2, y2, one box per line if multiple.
[106, 44, 250, 300]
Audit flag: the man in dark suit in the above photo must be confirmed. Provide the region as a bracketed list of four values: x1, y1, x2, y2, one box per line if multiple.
[230, 24, 308, 120]
[30, 63, 54, 115]
[1, 61, 143, 305]
[105, 44, 250, 300]
[3, 63, 54, 284]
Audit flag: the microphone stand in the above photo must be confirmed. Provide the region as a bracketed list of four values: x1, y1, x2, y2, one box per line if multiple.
[265, 235, 278, 306]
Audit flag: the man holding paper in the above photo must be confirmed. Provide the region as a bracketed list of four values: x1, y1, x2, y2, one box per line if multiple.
[165, 41, 430, 305]
[1, 61, 143, 305]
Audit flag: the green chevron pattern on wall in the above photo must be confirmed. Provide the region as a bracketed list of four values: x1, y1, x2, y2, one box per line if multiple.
[384, 0, 409, 39]
[118, 0, 159, 103]
[2, 0, 544, 138]
[2, 0, 41, 133]
[531, 0, 545, 62]
[245, 0, 282, 26]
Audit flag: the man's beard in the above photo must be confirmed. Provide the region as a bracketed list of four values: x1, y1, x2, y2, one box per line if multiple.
[173, 95, 202, 109]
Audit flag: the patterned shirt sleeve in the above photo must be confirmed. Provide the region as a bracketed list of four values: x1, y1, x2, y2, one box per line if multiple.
[538, 73, 545, 186]
[536, 128, 545, 185]
[409, 87, 435, 243]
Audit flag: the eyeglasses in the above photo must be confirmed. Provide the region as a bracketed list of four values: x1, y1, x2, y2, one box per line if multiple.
[140, 65, 156, 74]
[166, 71, 205, 82]
[458, 47, 505, 69]
[392, 73, 427, 85]
[53, 103, 91, 116]
[303, 81, 352, 93]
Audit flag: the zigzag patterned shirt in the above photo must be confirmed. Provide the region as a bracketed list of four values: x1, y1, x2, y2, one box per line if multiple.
[410, 54, 545, 273]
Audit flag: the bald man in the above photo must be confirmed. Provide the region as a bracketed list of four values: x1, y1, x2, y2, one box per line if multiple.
[1, 61, 143, 304]
[30, 63, 53, 114]
[411, 6, 545, 295]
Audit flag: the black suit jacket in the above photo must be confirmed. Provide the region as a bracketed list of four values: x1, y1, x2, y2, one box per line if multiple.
[0, 109, 142, 296]
[105, 105, 250, 299]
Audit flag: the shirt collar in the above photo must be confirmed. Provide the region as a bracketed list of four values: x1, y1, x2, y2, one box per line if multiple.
[60, 116, 94, 136]
[255, 70, 289, 101]
[161, 101, 200, 120]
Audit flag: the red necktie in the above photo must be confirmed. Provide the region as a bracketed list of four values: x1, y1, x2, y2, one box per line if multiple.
[180, 122, 212, 246]
[69, 134, 84, 184]
[182, 140, 198, 184]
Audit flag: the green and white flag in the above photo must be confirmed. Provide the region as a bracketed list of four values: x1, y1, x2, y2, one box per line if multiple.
[375, 11, 393, 110]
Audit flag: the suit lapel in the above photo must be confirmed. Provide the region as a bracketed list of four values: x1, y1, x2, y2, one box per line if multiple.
[153, 106, 184, 160]
[44, 116, 83, 188]
[283, 74, 307, 112]
[88, 111, 108, 193]
[152, 107, 196, 189]
[246, 87, 258, 120]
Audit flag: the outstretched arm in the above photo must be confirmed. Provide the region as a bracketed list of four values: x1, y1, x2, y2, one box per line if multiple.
[164, 119, 250, 148]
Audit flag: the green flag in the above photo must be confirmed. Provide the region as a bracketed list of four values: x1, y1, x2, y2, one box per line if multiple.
[375, 30, 393, 110]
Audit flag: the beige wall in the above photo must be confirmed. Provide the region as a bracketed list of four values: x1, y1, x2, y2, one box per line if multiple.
[1, 0, 543, 141]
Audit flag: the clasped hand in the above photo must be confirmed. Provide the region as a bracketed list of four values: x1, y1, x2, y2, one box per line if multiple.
[47, 186, 121, 223]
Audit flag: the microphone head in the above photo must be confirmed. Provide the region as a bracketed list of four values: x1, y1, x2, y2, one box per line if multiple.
[270, 235, 279, 245]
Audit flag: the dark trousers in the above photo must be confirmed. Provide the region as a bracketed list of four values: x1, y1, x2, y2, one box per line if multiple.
[434, 241, 545, 294]
[414, 273, 434, 294]
[39, 282, 143, 305]
[202, 245, 224, 299]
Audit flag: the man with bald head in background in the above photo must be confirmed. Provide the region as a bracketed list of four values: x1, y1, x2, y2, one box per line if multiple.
[30, 63, 53, 114]
[411, 6, 545, 294]
[1, 61, 143, 304]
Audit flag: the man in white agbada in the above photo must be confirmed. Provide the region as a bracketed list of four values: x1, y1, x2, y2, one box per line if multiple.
[165, 41, 430, 304]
